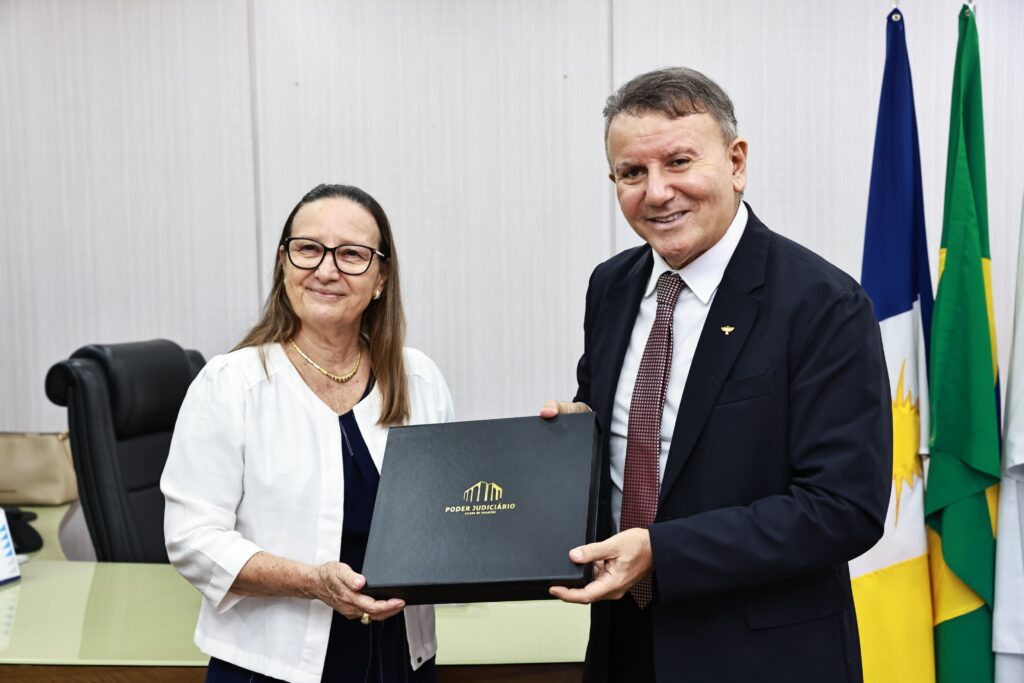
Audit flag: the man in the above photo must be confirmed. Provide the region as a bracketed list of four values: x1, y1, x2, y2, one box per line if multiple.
[542, 68, 891, 682]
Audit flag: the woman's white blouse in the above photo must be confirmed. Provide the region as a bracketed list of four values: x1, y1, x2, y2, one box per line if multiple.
[161, 343, 454, 683]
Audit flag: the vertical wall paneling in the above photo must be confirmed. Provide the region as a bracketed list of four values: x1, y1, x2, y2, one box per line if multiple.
[2, 1, 1021, 430]
[0, 0, 259, 430]
[250, 0, 613, 421]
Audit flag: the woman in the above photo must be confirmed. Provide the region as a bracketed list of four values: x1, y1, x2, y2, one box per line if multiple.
[161, 184, 452, 682]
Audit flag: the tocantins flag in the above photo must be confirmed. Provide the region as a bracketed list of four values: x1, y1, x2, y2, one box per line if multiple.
[850, 8, 935, 683]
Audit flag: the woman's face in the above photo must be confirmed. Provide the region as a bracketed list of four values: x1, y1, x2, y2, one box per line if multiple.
[281, 197, 386, 335]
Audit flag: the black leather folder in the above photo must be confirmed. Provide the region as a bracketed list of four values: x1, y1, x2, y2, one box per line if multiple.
[362, 412, 599, 604]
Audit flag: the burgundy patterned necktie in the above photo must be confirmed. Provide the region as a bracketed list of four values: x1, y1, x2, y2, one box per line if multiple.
[620, 271, 684, 609]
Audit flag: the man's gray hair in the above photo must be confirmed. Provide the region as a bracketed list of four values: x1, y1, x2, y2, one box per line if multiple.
[603, 67, 738, 144]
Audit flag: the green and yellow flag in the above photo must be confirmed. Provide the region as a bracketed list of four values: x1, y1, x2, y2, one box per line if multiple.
[926, 5, 1001, 682]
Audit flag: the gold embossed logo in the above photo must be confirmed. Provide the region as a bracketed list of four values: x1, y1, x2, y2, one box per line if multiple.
[445, 481, 517, 516]
[464, 481, 503, 502]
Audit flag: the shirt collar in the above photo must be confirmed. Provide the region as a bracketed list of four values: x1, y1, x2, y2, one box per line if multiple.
[644, 202, 748, 305]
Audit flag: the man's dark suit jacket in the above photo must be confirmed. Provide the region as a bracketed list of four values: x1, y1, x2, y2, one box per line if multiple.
[575, 206, 892, 683]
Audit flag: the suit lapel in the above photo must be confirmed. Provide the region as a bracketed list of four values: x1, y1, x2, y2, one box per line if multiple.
[593, 251, 652, 432]
[659, 209, 770, 505]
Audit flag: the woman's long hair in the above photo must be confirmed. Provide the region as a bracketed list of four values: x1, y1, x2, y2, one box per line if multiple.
[235, 183, 409, 426]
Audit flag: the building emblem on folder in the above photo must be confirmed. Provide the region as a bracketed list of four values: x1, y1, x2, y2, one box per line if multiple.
[445, 480, 517, 516]
[464, 481, 503, 502]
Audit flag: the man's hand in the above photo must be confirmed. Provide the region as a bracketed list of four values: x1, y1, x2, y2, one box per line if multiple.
[549, 528, 653, 604]
[539, 399, 592, 418]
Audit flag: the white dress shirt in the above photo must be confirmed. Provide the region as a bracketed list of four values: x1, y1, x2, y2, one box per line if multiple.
[609, 203, 748, 531]
[161, 343, 453, 683]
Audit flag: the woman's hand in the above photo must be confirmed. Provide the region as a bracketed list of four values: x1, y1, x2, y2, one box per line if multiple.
[311, 561, 406, 622]
[229, 553, 404, 622]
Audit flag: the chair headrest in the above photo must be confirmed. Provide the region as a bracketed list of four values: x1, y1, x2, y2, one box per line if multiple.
[70, 340, 200, 438]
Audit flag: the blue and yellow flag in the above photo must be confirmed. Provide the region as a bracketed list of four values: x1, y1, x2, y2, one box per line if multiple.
[851, 8, 935, 682]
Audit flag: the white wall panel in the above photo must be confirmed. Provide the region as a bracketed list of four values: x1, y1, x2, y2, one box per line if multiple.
[3, 1, 1021, 432]
[611, 0, 1024, 394]
[0, 0, 259, 431]
[251, 0, 613, 421]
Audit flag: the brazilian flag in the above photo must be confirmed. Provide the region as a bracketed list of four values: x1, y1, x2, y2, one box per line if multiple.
[926, 5, 1001, 683]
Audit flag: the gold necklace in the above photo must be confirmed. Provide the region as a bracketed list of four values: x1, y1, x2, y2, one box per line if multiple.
[289, 339, 361, 383]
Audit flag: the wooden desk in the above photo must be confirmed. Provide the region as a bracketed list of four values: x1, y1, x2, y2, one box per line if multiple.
[0, 559, 586, 681]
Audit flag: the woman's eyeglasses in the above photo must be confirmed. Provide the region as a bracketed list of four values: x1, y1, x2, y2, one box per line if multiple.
[282, 237, 387, 276]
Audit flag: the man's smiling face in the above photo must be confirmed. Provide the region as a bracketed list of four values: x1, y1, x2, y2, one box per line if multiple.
[607, 111, 747, 269]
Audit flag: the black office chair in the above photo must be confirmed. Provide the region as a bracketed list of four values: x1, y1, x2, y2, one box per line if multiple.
[45, 340, 206, 563]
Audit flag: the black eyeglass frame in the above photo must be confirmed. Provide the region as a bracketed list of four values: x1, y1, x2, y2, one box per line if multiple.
[281, 237, 388, 276]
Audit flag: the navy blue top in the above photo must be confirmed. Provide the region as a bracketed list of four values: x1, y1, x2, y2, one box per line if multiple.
[320, 377, 436, 683]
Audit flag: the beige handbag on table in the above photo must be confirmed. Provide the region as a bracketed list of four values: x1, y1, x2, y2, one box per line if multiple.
[0, 432, 79, 505]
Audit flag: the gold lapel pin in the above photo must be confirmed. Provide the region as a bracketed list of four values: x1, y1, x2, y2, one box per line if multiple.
[720, 326, 735, 336]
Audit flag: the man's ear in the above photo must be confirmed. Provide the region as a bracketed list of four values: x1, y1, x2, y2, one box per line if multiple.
[730, 138, 748, 194]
